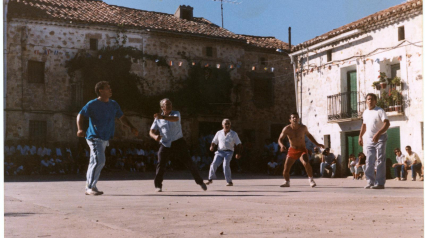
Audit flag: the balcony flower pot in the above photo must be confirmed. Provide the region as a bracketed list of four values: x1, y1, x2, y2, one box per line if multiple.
[395, 104, 402, 112]
[372, 81, 381, 90]
[379, 72, 389, 89]
[392, 77, 401, 86]
[380, 82, 387, 89]
[389, 106, 395, 112]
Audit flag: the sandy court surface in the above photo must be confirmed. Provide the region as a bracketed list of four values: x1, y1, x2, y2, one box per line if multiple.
[4, 172, 424, 238]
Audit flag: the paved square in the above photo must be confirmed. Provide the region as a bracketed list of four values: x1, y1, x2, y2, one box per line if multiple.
[5, 172, 424, 238]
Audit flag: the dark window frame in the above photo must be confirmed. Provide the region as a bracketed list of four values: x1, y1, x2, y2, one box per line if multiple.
[327, 50, 332, 62]
[206, 47, 213, 57]
[27, 60, 45, 83]
[398, 26, 405, 41]
[90, 38, 98, 51]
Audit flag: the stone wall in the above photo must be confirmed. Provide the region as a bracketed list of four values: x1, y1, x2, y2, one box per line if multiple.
[5, 19, 296, 149]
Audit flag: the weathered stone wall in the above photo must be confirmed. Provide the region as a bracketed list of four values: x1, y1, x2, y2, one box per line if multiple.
[5, 19, 296, 149]
[293, 14, 423, 173]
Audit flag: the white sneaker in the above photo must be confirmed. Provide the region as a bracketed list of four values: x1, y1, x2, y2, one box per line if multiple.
[85, 188, 103, 196]
[155, 187, 162, 192]
[412, 178, 416, 181]
[309, 179, 316, 187]
[401, 178, 407, 181]
[280, 181, 290, 187]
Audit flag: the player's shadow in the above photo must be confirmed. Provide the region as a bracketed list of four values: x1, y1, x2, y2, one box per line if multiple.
[4, 212, 38, 217]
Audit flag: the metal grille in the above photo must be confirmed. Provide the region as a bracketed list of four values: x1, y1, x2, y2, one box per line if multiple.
[327, 92, 366, 121]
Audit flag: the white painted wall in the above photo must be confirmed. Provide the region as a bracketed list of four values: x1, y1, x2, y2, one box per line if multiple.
[293, 14, 423, 171]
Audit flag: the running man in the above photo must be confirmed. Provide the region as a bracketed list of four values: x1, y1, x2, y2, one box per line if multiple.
[206, 119, 242, 186]
[77, 81, 138, 195]
[278, 112, 325, 187]
[149, 98, 207, 192]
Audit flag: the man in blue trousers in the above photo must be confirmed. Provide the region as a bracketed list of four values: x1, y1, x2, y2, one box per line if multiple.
[359, 93, 390, 189]
[206, 119, 242, 186]
[77, 81, 138, 195]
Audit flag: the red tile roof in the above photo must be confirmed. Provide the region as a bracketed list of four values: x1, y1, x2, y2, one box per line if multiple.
[293, 0, 423, 51]
[8, 0, 289, 51]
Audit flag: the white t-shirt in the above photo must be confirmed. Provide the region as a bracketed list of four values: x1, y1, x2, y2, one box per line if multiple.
[268, 162, 278, 168]
[212, 129, 242, 151]
[362, 106, 388, 142]
[396, 154, 406, 164]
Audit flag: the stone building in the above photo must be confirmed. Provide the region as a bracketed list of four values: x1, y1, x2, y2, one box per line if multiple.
[289, 0, 423, 176]
[5, 0, 295, 150]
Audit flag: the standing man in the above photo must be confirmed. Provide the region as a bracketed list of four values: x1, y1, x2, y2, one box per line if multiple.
[359, 93, 390, 189]
[149, 98, 207, 192]
[278, 112, 325, 188]
[205, 119, 242, 186]
[77, 81, 138, 195]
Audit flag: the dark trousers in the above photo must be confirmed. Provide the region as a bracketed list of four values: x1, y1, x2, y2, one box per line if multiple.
[154, 138, 204, 188]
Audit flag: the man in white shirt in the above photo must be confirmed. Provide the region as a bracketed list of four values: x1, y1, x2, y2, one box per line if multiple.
[359, 93, 390, 189]
[404, 146, 422, 181]
[206, 119, 242, 186]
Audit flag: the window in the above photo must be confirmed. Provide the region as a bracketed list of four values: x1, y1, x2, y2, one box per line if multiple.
[324, 135, 331, 148]
[248, 72, 274, 108]
[206, 47, 213, 57]
[90, 38, 98, 51]
[71, 82, 84, 109]
[327, 50, 332, 62]
[398, 26, 405, 41]
[27, 61, 45, 83]
[29, 120, 47, 142]
[260, 57, 267, 66]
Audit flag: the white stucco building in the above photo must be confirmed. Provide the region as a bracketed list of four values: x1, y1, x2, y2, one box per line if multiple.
[289, 0, 423, 176]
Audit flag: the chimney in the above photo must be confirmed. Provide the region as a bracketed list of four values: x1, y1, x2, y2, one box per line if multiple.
[174, 5, 193, 21]
[288, 27, 292, 53]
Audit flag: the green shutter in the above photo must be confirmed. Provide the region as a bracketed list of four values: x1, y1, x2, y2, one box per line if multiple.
[385, 127, 401, 177]
[349, 71, 357, 112]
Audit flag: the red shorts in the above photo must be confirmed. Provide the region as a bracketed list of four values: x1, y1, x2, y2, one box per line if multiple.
[287, 147, 308, 160]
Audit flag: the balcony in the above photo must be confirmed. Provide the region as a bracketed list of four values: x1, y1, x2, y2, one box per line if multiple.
[327, 92, 366, 123]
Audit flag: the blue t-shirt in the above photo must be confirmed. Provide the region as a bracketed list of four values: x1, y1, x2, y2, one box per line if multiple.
[150, 111, 183, 147]
[79, 99, 124, 141]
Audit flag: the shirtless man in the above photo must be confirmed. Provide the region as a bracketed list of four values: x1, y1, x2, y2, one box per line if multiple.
[278, 112, 325, 187]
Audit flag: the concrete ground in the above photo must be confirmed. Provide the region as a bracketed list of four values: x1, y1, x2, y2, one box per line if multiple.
[4, 172, 424, 238]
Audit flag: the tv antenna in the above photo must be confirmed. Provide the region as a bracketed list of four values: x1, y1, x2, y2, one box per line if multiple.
[212, 0, 242, 28]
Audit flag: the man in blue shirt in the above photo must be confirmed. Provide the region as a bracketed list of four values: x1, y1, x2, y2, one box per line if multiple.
[149, 98, 207, 192]
[77, 81, 138, 195]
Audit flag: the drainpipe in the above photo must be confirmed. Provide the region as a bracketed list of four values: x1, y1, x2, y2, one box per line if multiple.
[4, 0, 9, 138]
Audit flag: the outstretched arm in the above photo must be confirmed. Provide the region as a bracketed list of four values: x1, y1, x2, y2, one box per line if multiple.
[305, 127, 325, 149]
[119, 115, 138, 136]
[234, 144, 243, 159]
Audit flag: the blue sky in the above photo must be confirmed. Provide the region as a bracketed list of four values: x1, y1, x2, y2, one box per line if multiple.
[105, 0, 404, 45]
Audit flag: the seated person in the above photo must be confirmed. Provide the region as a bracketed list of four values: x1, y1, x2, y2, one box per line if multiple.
[310, 147, 322, 177]
[356, 152, 366, 180]
[54, 154, 65, 174]
[136, 158, 146, 172]
[348, 154, 357, 180]
[320, 148, 337, 178]
[392, 148, 405, 181]
[125, 155, 136, 172]
[405, 146, 422, 181]
[191, 152, 201, 170]
[40, 155, 51, 175]
[4, 157, 16, 176]
[267, 158, 279, 175]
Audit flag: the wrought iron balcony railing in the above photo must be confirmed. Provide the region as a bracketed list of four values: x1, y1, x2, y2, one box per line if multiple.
[327, 92, 366, 122]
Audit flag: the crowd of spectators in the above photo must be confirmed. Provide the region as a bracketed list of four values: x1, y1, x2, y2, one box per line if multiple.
[4, 139, 161, 176]
[5, 137, 423, 181]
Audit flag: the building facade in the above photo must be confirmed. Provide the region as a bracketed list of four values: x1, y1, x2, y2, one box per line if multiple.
[5, 0, 295, 150]
[289, 0, 423, 177]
